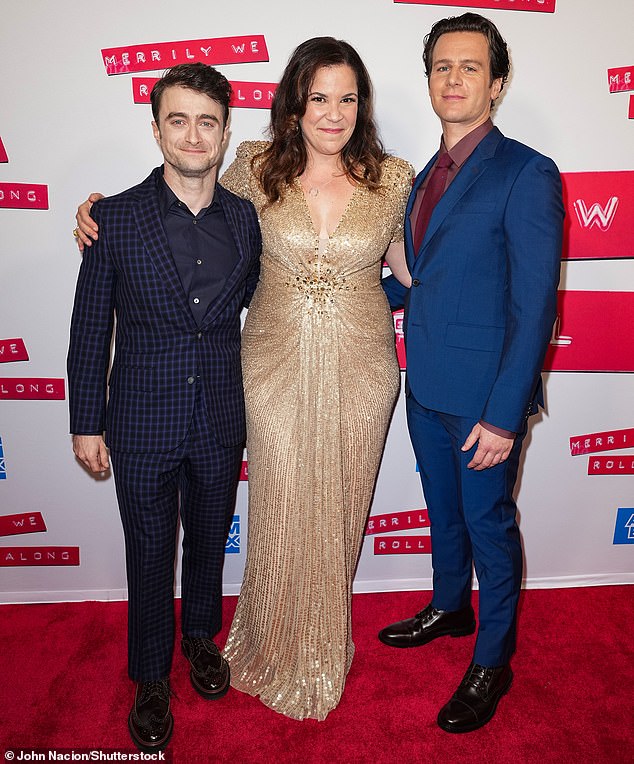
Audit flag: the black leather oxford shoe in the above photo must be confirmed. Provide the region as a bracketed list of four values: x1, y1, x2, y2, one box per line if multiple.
[181, 636, 230, 700]
[128, 678, 173, 752]
[437, 663, 513, 733]
[378, 603, 476, 647]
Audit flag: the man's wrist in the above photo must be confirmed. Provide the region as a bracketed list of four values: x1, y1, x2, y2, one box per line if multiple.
[479, 420, 515, 439]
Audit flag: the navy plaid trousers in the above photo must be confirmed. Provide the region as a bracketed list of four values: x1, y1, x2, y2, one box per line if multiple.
[111, 391, 242, 681]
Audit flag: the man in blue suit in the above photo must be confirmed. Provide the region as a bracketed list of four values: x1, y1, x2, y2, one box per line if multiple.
[380, 14, 563, 732]
[67, 64, 260, 751]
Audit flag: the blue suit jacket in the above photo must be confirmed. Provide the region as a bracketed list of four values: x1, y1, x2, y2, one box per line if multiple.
[384, 128, 563, 432]
[68, 167, 261, 452]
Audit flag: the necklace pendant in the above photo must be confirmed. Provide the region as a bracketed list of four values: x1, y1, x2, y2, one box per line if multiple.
[308, 187, 319, 198]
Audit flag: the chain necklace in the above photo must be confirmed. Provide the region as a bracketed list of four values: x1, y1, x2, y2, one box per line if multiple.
[302, 172, 339, 198]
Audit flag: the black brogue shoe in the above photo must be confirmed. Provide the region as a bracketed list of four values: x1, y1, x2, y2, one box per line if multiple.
[181, 636, 230, 700]
[128, 678, 173, 752]
[378, 603, 476, 647]
[437, 663, 513, 733]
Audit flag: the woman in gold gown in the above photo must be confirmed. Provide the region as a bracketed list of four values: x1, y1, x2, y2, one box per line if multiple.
[220, 38, 412, 720]
[74, 38, 413, 721]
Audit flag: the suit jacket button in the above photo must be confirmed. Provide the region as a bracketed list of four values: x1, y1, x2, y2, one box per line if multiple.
[187, 376, 195, 384]
[412, 278, 420, 287]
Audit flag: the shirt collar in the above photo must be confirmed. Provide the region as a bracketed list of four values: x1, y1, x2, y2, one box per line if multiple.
[440, 118, 494, 168]
[157, 170, 218, 219]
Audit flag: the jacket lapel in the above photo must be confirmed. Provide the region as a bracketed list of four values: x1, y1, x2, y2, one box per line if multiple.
[133, 168, 193, 320]
[199, 183, 250, 328]
[405, 154, 437, 267]
[417, 128, 503, 256]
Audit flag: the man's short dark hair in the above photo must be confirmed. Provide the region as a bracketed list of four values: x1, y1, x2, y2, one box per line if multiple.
[150, 63, 232, 126]
[423, 12, 510, 95]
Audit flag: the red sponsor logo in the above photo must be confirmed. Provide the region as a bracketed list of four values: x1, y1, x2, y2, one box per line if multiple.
[0, 378, 65, 400]
[570, 427, 634, 456]
[0, 546, 80, 567]
[132, 78, 277, 109]
[240, 461, 248, 481]
[393, 310, 406, 370]
[374, 536, 431, 555]
[0, 183, 48, 210]
[0, 136, 7, 162]
[394, 0, 555, 12]
[608, 66, 634, 93]
[544, 291, 634, 372]
[588, 456, 634, 475]
[629, 95, 634, 120]
[366, 508, 429, 535]
[562, 171, 633, 260]
[0, 338, 29, 363]
[102, 36, 269, 75]
[0, 512, 47, 537]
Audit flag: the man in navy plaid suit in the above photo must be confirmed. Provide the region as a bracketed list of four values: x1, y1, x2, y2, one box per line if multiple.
[67, 63, 260, 752]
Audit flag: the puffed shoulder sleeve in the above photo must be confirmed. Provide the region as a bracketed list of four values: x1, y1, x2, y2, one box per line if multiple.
[220, 140, 268, 204]
[386, 156, 415, 244]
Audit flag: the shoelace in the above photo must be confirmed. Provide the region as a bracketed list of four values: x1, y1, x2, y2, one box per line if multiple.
[139, 679, 171, 705]
[461, 665, 495, 697]
[188, 637, 218, 656]
[415, 606, 440, 624]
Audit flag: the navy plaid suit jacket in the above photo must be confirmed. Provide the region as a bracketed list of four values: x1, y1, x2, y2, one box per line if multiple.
[68, 167, 261, 452]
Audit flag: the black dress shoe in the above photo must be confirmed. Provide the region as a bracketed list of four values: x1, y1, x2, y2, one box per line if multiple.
[181, 636, 230, 700]
[437, 663, 513, 733]
[128, 678, 173, 752]
[378, 603, 476, 647]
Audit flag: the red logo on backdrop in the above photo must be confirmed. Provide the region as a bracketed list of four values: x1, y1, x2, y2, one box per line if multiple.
[102, 36, 269, 75]
[0, 136, 7, 163]
[240, 461, 248, 481]
[0, 378, 65, 400]
[132, 78, 278, 109]
[608, 66, 634, 93]
[393, 310, 406, 370]
[570, 427, 634, 456]
[0, 547, 80, 567]
[629, 95, 634, 119]
[588, 457, 634, 475]
[393, 0, 556, 12]
[0, 183, 48, 210]
[0, 338, 29, 363]
[544, 291, 634, 372]
[561, 171, 633, 260]
[0, 512, 47, 537]
[374, 536, 432, 555]
[366, 508, 429, 535]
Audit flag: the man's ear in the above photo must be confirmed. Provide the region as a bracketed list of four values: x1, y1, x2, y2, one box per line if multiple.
[490, 77, 503, 102]
[222, 111, 231, 146]
[151, 120, 160, 144]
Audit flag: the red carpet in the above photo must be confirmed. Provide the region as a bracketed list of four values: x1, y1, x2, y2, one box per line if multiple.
[1, 587, 632, 763]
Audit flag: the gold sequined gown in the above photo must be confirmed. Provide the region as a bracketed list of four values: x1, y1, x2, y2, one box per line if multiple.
[221, 141, 412, 720]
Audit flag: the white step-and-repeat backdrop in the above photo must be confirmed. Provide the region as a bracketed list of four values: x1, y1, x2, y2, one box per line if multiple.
[1, 0, 632, 602]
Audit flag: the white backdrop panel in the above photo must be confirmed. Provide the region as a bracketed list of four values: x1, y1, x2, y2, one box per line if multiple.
[0, 0, 632, 602]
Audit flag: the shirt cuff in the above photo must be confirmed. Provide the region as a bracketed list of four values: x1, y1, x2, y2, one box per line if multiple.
[479, 420, 515, 439]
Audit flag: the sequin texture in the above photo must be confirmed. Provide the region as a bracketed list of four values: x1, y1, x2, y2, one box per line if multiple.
[221, 141, 413, 720]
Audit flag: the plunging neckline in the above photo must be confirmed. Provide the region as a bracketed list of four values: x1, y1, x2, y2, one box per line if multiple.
[295, 178, 360, 240]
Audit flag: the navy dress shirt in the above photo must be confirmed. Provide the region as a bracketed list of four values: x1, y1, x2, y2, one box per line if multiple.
[158, 175, 238, 326]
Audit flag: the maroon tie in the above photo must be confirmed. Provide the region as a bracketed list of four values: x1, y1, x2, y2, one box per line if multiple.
[413, 152, 453, 254]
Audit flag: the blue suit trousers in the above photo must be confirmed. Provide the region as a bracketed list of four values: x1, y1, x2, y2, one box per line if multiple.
[406, 394, 527, 667]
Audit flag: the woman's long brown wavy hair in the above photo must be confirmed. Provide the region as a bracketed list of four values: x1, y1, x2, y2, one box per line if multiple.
[255, 37, 386, 205]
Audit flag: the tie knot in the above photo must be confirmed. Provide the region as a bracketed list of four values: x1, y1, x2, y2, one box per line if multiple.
[437, 152, 453, 169]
